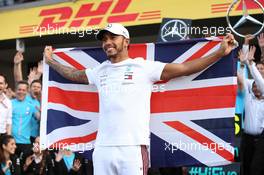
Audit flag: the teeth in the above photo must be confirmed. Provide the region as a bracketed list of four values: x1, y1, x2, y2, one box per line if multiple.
[107, 48, 114, 51]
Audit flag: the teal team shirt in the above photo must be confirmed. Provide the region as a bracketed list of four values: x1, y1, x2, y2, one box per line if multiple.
[26, 95, 40, 137]
[63, 153, 75, 171]
[1, 163, 11, 175]
[11, 98, 37, 144]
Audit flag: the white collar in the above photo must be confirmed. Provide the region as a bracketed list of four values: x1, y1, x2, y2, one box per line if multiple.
[0, 93, 8, 108]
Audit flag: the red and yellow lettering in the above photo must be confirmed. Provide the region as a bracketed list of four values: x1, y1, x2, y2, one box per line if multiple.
[39, 7, 72, 29]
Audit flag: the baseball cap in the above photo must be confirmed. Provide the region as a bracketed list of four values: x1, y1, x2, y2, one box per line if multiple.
[96, 23, 130, 40]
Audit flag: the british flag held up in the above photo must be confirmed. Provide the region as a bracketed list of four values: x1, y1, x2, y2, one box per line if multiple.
[40, 37, 237, 167]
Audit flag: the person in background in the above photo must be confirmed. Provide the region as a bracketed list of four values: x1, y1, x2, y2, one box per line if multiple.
[13, 52, 42, 143]
[0, 135, 21, 175]
[0, 74, 15, 100]
[235, 34, 253, 130]
[23, 136, 54, 175]
[26, 80, 41, 143]
[258, 33, 264, 63]
[54, 149, 83, 175]
[255, 33, 264, 78]
[0, 74, 12, 136]
[238, 46, 264, 175]
[11, 81, 40, 167]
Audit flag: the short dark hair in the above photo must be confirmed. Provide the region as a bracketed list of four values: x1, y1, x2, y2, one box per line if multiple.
[30, 79, 42, 87]
[16, 80, 29, 89]
[0, 74, 7, 84]
[256, 61, 264, 66]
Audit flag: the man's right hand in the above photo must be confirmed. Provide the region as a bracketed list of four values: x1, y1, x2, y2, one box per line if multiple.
[43, 46, 89, 84]
[44, 46, 53, 64]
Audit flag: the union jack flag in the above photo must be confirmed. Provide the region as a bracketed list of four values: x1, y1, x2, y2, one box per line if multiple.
[40, 37, 237, 167]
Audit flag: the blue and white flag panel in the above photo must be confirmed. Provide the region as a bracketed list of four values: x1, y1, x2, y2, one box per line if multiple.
[41, 37, 237, 167]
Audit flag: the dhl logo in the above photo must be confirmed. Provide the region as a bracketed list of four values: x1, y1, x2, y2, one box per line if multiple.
[19, 0, 161, 34]
[211, 0, 264, 14]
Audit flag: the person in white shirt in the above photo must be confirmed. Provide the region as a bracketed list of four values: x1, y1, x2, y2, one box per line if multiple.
[240, 35, 264, 76]
[0, 74, 12, 136]
[44, 23, 236, 175]
[238, 46, 264, 175]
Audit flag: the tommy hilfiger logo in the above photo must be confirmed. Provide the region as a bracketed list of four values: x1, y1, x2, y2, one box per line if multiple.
[124, 73, 133, 80]
[123, 66, 134, 84]
[123, 71, 134, 85]
[123, 72, 134, 85]
[124, 66, 133, 80]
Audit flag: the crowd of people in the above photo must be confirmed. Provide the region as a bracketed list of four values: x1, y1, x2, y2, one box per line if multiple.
[236, 34, 264, 175]
[0, 0, 37, 7]
[0, 52, 93, 174]
[1, 31, 264, 175]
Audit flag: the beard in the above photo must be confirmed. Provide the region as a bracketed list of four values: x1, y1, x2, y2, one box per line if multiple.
[103, 41, 126, 59]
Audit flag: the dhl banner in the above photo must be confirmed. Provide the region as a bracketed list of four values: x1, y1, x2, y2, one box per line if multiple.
[0, 0, 263, 40]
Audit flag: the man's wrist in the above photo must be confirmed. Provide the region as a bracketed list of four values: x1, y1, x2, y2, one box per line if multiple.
[47, 57, 56, 65]
[215, 49, 225, 58]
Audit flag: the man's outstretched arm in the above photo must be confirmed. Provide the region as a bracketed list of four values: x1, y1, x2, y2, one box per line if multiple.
[161, 34, 235, 81]
[44, 46, 88, 84]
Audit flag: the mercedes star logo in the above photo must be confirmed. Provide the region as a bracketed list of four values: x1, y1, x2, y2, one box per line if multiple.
[226, 0, 264, 38]
[161, 20, 188, 42]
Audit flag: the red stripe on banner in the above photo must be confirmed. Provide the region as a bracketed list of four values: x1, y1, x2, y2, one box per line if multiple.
[142, 10, 161, 14]
[54, 52, 85, 70]
[184, 41, 220, 62]
[164, 121, 234, 161]
[49, 132, 97, 148]
[128, 44, 147, 59]
[20, 25, 38, 28]
[140, 13, 161, 18]
[211, 3, 231, 7]
[211, 10, 229, 13]
[211, 6, 229, 10]
[19, 28, 34, 31]
[19, 31, 33, 34]
[151, 85, 237, 113]
[48, 87, 99, 112]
